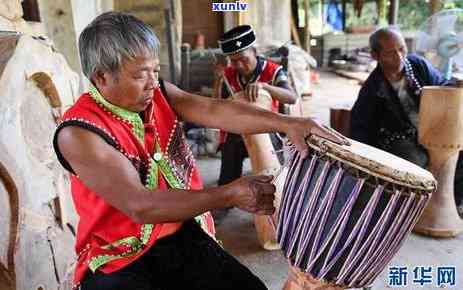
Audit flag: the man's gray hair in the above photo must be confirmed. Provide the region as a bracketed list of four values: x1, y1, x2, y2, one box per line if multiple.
[79, 11, 160, 79]
[369, 26, 403, 53]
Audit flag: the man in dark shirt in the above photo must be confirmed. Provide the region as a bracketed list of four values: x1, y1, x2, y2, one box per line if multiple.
[350, 27, 463, 214]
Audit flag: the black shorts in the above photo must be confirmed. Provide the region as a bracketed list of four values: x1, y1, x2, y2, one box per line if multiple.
[80, 220, 268, 290]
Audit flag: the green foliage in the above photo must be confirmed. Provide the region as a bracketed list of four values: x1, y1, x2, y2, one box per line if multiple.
[397, 0, 431, 30]
[444, 0, 463, 9]
[345, 2, 378, 28]
[398, 1, 463, 30]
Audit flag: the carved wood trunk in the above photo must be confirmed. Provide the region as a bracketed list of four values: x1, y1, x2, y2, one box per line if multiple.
[0, 31, 79, 290]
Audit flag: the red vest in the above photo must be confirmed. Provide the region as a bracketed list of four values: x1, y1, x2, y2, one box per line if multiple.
[220, 59, 282, 144]
[56, 84, 215, 289]
[223, 59, 282, 112]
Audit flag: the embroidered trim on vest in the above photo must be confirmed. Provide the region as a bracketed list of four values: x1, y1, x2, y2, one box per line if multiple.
[165, 121, 197, 189]
[53, 119, 119, 174]
[54, 116, 156, 273]
[89, 85, 145, 144]
[87, 86, 184, 190]
[164, 119, 186, 186]
[146, 142, 183, 190]
[54, 118, 146, 175]
[62, 88, 215, 283]
[87, 223, 154, 272]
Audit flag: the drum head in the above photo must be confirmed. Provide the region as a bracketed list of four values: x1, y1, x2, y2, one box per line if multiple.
[307, 135, 436, 191]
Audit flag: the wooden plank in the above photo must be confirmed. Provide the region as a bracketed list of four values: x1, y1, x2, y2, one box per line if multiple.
[291, 15, 302, 47]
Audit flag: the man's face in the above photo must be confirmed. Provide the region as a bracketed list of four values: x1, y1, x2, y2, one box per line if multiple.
[374, 34, 408, 75]
[228, 48, 257, 77]
[95, 53, 160, 112]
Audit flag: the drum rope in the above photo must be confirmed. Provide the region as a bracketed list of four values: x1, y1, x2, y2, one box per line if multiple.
[267, 141, 299, 234]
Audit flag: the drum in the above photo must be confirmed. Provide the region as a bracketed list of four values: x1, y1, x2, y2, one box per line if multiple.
[414, 86, 463, 237]
[232, 90, 282, 250]
[277, 135, 436, 289]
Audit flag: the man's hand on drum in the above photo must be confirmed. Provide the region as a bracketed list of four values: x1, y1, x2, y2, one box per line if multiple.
[245, 82, 264, 102]
[225, 175, 276, 215]
[284, 117, 349, 158]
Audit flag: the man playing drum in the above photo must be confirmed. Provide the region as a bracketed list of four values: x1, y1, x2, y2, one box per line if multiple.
[350, 27, 463, 215]
[53, 12, 344, 290]
[214, 25, 297, 221]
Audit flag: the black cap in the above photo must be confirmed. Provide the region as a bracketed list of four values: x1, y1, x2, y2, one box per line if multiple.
[218, 25, 256, 55]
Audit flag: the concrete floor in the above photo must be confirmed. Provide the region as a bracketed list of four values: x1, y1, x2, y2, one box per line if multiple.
[195, 71, 463, 290]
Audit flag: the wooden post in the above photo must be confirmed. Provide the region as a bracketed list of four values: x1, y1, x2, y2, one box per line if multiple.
[377, 0, 387, 25]
[164, 8, 177, 84]
[321, 0, 325, 30]
[180, 43, 191, 91]
[430, 0, 443, 14]
[304, 0, 311, 53]
[291, 16, 302, 47]
[388, 0, 399, 25]
[342, 0, 347, 31]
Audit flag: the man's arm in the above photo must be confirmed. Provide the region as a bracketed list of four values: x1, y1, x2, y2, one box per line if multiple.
[245, 69, 297, 104]
[164, 81, 347, 157]
[57, 126, 276, 224]
[260, 82, 297, 104]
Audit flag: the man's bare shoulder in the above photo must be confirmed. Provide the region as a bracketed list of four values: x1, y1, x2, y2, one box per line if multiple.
[57, 126, 111, 162]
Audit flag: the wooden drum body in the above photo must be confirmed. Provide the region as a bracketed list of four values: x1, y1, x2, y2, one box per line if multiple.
[232, 90, 282, 250]
[414, 86, 463, 237]
[278, 136, 436, 289]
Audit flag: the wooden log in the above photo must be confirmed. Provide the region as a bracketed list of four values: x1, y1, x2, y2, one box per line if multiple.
[0, 32, 78, 290]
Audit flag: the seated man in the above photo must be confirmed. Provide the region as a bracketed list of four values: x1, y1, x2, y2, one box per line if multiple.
[215, 25, 297, 190]
[350, 27, 463, 213]
[54, 12, 344, 290]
